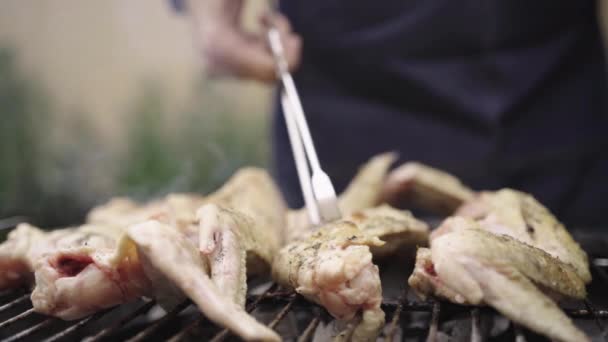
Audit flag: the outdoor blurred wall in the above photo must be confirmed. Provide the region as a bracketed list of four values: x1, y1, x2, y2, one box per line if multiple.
[0, 1, 273, 227]
[1, 1, 608, 228]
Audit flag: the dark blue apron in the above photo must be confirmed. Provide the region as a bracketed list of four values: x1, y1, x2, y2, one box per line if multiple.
[273, 0, 608, 226]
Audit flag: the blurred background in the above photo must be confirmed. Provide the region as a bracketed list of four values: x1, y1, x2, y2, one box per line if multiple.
[1, 1, 608, 230]
[0, 1, 273, 229]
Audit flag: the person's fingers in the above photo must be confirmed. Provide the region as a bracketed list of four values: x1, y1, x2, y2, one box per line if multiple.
[260, 11, 293, 34]
[260, 12, 303, 73]
[196, 7, 302, 83]
[229, 31, 301, 82]
[203, 30, 276, 82]
[229, 38, 277, 82]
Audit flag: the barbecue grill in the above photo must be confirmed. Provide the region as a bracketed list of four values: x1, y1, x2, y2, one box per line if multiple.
[1, 228, 607, 342]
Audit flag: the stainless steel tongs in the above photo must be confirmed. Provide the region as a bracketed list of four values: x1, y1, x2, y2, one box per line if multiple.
[267, 28, 341, 226]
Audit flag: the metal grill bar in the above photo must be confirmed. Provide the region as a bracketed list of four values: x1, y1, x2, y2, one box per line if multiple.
[564, 308, 608, 318]
[1, 317, 54, 342]
[167, 313, 209, 342]
[426, 301, 440, 342]
[0, 308, 34, 329]
[84, 300, 156, 342]
[42, 308, 112, 342]
[513, 323, 527, 342]
[385, 287, 408, 341]
[178, 284, 279, 342]
[0, 294, 29, 314]
[206, 325, 230, 342]
[0, 288, 606, 342]
[470, 308, 482, 342]
[208, 294, 295, 342]
[0, 264, 606, 342]
[126, 300, 190, 342]
[267, 295, 296, 329]
[584, 299, 608, 341]
[296, 315, 320, 342]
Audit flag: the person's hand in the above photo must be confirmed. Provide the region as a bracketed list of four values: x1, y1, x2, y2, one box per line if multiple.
[185, 0, 302, 83]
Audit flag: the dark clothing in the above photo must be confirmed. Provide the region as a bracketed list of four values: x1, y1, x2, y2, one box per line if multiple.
[272, 0, 608, 226]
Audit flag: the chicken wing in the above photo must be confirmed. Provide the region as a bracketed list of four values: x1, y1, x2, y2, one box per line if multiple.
[409, 218, 589, 342]
[382, 162, 475, 215]
[1, 224, 73, 290]
[273, 220, 385, 342]
[274, 206, 427, 341]
[22, 218, 280, 341]
[31, 225, 151, 320]
[343, 205, 429, 259]
[380, 162, 590, 284]
[128, 221, 280, 341]
[287, 152, 397, 241]
[451, 188, 591, 283]
[197, 167, 286, 305]
[86, 167, 285, 307]
[2, 167, 285, 340]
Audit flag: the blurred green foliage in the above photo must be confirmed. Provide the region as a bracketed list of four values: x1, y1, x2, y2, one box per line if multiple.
[118, 85, 182, 197]
[0, 48, 106, 230]
[118, 82, 269, 199]
[0, 48, 50, 226]
[0, 46, 270, 236]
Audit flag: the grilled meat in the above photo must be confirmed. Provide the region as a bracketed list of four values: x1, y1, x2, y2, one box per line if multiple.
[344, 205, 429, 259]
[380, 162, 590, 284]
[274, 206, 427, 341]
[0, 167, 286, 341]
[30, 216, 280, 341]
[451, 188, 591, 283]
[409, 218, 589, 342]
[273, 220, 385, 341]
[197, 167, 286, 306]
[287, 152, 396, 241]
[128, 220, 280, 341]
[382, 162, 475, 215]
[0, 224, 72, 290]
[87, 194, 206, 236]
[25, 195, 200, 319]
[81, 167, 284, 308]
[31, 225, 151, 320]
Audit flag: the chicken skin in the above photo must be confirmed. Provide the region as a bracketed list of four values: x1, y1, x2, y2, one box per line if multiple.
[382, 161, 475, 215]
[273, 220, 385, 342]
[452, 188, 591, 283]
[381, 162, 591, 284]
[409, 218, 589, 342]
[1, 224, 73, 290]
[127, 220, 280, 341]
[31, 225, 151, 320]
[343, 205, 429, 259]
[197, 167, 286, 306]
[274, 204, 429, 341]
[0, 167, 286, 341]
[286, 152, 397, 241]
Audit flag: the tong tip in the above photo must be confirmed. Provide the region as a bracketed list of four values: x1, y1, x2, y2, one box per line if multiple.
[312, 171, 342, 223]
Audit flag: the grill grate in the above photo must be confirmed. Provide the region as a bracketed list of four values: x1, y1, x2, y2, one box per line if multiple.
[1, 271, 608, 342]
[1, 260, 608, 341]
